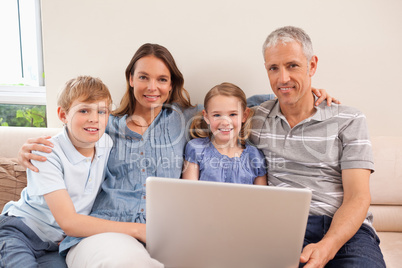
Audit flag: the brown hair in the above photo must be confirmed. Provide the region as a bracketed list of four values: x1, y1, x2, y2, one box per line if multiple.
[190, 82, 254, 145]
[113, 43, 193, 117]
[57, 75, 112, 112]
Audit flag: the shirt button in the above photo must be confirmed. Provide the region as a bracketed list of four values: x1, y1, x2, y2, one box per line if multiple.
[143, 184, 146, 187]
[141, 209, 144, 212]
[141, 138, 144, 141]
[142, 169, 145, 172]
[140, 152, 143, 155]
[89, 178, 92, 182]
[143, 196, 146, 199]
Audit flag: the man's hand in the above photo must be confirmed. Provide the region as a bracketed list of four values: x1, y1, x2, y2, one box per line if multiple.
[300, 240, 336, 268]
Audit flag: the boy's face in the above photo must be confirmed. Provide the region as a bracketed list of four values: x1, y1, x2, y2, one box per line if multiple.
[58, 98, 109, 155]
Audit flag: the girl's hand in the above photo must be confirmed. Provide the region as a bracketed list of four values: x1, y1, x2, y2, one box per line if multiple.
[18, 136, 54, 172]
[312, 88, 341, 107]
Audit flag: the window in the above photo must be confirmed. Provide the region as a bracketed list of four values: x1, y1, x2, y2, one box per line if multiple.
[0, 0, 45, 103]
[0, 0, 46, 127]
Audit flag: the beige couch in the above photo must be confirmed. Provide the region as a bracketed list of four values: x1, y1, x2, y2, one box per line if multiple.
[0, 126, 401, 267]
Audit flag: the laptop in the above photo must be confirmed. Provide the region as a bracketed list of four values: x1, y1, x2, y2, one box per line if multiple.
[146, 177, 312, 268]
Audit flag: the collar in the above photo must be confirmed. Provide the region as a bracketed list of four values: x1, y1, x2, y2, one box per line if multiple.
[59, 126, 106, 164]
[268, 97, 333, 124]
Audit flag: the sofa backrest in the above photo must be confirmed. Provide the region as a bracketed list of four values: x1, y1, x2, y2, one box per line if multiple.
[369, 136, 402, 232]
[0, 126, 61, 158]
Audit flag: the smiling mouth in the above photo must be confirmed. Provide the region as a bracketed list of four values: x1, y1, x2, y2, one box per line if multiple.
[144, 95, 160, 101]
[219, 128, 233, 132]
[84, 128, 99, 132]
[278, 87, 294, 91]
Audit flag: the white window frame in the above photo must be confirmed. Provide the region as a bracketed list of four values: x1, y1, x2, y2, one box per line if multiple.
[0, 0, 45, 105]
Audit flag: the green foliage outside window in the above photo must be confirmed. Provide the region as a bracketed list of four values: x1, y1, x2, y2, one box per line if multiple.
[0, 104, 47, 127]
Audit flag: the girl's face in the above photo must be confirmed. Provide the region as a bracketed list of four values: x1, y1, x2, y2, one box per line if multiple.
[130, 55, 172, 114]
[58, 98, 109, 155]
[203, 95, 249, 146]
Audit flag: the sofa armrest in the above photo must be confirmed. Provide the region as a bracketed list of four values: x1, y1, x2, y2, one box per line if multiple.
[0, 157, 27, 211]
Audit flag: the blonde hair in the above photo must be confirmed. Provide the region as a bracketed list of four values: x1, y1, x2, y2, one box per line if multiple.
[190, 82, 254, 145]
[57, 75, 112, 112]
[113, 43, 193, 117]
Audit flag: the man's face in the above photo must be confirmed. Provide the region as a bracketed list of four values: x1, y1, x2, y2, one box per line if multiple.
[264, 41, 317, 107]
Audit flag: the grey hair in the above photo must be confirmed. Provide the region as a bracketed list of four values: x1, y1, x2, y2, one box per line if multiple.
[262, 26, 314, 61]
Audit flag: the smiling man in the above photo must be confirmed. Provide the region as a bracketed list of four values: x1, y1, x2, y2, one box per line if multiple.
[250, 26, 385, 267]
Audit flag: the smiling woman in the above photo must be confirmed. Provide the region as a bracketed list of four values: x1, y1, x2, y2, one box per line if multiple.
[53, 43, 198, 267]
[127, 55, 173, 132]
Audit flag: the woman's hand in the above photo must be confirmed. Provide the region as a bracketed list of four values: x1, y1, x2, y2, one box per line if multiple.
[133, 223, 147, 243]
[312, 88, 341, 107]
[18, 136, 54, 172]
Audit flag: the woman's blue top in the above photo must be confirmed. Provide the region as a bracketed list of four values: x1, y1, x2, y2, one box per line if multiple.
[184, 137, 266, 184]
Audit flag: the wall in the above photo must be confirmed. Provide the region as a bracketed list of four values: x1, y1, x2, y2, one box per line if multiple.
[41, 0, 402, 136]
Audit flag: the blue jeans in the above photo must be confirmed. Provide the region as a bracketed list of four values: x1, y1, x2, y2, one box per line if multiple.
[300, 215, 386, 268]
[0, 215, 67, 268]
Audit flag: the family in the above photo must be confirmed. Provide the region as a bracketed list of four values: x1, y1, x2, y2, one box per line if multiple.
[0, 26, 385, 268]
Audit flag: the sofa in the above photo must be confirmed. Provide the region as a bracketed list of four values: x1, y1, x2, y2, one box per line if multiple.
[0, 126, 401, 267]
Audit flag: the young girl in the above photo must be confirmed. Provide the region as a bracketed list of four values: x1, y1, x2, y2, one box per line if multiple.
[182, 82, 267, 185]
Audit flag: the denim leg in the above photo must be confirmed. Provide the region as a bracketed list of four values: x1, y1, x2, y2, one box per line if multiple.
[299, 215, 326, 268]
[0, 215, 38, 268]
[37, 251, 67, 268]
[0, 238, 40, 268]
[326, 224, 385, 268]
[300, 215, 385, 268]
[0, 215, 67, 268]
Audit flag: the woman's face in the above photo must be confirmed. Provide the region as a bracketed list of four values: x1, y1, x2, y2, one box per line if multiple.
[130, 55, 172, 113]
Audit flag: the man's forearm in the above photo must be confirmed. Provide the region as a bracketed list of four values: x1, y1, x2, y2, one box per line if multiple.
[320, 195, 370, 258]
[319, 169, 371, 259]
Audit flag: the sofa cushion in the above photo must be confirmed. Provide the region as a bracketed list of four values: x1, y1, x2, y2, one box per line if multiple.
[370, 205, 402, 232]
[0, 157, 27, 211]
[377, 232, 402, 268]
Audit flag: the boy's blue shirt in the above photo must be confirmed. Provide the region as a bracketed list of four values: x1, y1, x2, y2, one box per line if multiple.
[2, 127, 113, 243]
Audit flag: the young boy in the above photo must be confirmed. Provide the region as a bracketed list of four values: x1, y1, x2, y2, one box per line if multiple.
[0, 76, 113, 267]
